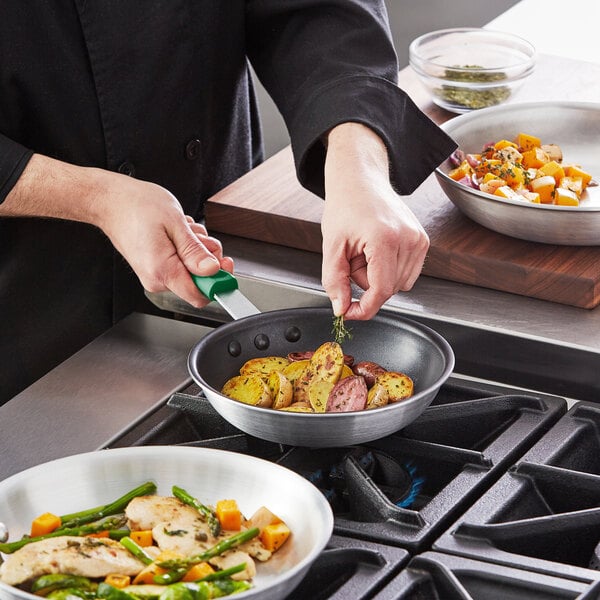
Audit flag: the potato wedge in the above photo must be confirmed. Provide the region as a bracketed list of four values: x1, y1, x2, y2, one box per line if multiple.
[282, 359, 310, 384]
[376, 371, 414, 402]
[293, 342, 344, 404]
[239, 356, 289, 378]
[339, 364, 354, 379]
[221, 374, 272, 407]
[267, 371, 293, 410]
[325, 376, 368, 412]
[308, 379, 335, 413]
[366, 382, 389, 410]
[279, 402, 314, 413]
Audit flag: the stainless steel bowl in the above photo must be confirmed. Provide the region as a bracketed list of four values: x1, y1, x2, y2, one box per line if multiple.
[188, 308, 455, 447]
[0, 446, 333, 600]
[436, 101, 600, 245]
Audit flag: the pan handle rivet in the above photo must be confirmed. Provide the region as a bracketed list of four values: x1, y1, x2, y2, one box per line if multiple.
[284, 326, 301, 342]
[227, 341, 242, 357]
[254, 334, 270, 350]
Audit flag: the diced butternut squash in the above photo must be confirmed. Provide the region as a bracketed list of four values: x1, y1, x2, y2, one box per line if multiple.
[132, 550, 184, 585]
[30, 512, 62, 537]
[499, 162, 526, 187]
[216, 499, 242, 531]
[474, 159, 502, 178]
[494, 139, 518, 150]
[554, 187, 579, 206]
[530, 175, 557, 204]
[259, 522, 291, 553]
[564, 165, 593, 189]
[516, 132, 541, 151]
[448, 159, 473, 181]
[85, 530, 110, 538]
[521, 147, 549, 169]
[130, 530, 154, 547]
[182, 562, 215, 582]
[538, 160, 565, 184]
[104, 574, 131, 589]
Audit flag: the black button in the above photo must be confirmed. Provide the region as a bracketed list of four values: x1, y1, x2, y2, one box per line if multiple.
[185, 139, 201, 160]
[117, 161, 135, 176]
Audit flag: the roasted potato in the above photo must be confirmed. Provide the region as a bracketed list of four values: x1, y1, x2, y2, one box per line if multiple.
[308, 379, 335, 413]
[376, 372, 414, 402]
[239, 356, 289, 378]
[282, 359, 310, 384]
[352, 361, 387, 388]
[221, 374, 272, 407]
[366, 382, 389, 410]
[293, 342, 344, 404]
[325, 375, 368, 412]
[279, 402, 314, 413]
[267, 371, 293, 410]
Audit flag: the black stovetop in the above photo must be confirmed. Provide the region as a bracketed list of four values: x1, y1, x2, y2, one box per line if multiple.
[107, 376, 600, 599]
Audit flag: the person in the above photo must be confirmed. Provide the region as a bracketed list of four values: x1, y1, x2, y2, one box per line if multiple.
[0, 2, 456, 403]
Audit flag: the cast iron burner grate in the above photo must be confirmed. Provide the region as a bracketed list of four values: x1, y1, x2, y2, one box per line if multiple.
[372, 552, 600, 600]
[275, 446, 423, 512]
[435, 401, 600, 587]
[109, 377, 566, 553]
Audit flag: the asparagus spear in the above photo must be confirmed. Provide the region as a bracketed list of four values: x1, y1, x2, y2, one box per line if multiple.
[171, 486, 221, 537]
[58, 481, 157, 529]
[119, 536, 154, 565]
[157, 527, 260, 571]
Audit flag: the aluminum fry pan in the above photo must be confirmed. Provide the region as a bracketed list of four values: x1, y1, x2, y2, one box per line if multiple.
[0, 446, 333, 600]
[188, 307, 455, 447]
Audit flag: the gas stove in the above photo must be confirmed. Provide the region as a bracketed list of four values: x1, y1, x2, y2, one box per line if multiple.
[105, 372, 600, 598]
[4, 269, 600, 599]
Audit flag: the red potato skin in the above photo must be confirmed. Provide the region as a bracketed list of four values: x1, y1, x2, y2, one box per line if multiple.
[351, 361, 387, 388]
[325, 376, 368, 412]
[288, 351, 354, 367]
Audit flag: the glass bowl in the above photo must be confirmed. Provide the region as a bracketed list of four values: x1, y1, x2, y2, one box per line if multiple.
[409, 28, 536, 114]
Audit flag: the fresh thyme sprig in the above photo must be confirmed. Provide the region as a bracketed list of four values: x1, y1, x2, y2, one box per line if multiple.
[332, 314, 353, 345]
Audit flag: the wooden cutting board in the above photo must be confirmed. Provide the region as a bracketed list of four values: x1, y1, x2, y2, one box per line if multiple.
[206, 54, 600, 308]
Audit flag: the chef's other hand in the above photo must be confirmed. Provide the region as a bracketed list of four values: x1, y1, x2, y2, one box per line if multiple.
[2, 154, 233, 309]
[97, 174, 234, 308]
[321, 123, 429, 321]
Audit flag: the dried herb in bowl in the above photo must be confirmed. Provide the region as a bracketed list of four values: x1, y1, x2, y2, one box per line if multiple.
[435, 65, 511, 110]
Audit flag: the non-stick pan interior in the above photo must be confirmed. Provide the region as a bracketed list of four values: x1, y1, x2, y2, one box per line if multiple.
[190, 307, 452, 397]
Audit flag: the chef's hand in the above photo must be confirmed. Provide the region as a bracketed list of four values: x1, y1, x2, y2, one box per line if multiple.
[321, 122, 429, 320]
[96, 174, 234, 307]
[2, 153, 233, 308]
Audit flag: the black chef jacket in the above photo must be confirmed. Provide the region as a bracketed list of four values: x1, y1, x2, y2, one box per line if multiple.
[0, 1, 455, 403]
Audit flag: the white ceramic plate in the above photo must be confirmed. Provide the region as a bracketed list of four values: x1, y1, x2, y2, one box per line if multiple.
[436, 101, 600, 245]
[0, 446, 334, 600]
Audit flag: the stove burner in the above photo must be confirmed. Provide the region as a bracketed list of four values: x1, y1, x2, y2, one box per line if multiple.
[293, 447, 424, 512]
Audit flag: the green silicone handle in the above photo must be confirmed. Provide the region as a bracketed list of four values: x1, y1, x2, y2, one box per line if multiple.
[191, 270, 239, 301]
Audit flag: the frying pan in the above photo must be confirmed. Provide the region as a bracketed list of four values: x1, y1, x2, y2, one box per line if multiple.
[187, 273, 455, 447]
[0, 446, 333, 600]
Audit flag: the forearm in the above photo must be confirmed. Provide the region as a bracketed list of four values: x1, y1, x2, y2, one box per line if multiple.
[325, 122, 389, 187]
[0, 153, 109, 227]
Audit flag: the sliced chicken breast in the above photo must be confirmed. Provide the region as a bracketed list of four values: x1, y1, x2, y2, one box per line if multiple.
[0, 536, 145, 586]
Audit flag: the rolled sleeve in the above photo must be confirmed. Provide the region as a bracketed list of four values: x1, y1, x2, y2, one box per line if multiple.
[0, 133, 33, 203]
[289, 75, 457, 198]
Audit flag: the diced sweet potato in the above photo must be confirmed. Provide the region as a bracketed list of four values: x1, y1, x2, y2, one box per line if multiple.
[530, 175, 556, 204]
[554, 187, 579, 206]
[259, 522, 291, 552]
[516, 132, 541, 151]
